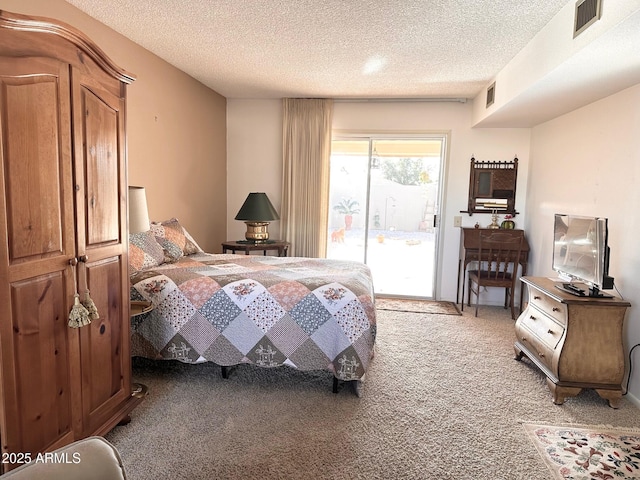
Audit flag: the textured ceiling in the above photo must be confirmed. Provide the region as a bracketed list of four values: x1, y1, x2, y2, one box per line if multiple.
[64, 0, 570, 100]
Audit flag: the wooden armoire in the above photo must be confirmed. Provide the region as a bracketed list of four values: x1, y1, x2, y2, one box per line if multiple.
[0, 10, 142, 469]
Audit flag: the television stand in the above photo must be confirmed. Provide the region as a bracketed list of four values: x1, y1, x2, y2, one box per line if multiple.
[515, 276, 630, 408]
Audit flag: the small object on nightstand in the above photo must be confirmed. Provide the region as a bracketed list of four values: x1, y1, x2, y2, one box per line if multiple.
[130, 300, 153, 317]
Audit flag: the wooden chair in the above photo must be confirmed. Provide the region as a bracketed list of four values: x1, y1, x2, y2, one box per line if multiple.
[467, 231, 524, 319]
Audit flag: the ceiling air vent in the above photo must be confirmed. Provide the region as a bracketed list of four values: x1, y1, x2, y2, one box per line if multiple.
[486, 82, 495, 108]
[574, 0, 602, 38]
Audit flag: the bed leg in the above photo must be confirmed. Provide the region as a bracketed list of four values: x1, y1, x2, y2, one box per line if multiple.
[332, 378, 362, 396]
[221, 366, 229, 379]
[351, 380, 362, 397]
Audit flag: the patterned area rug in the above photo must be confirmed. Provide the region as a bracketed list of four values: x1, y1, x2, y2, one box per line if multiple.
[523, 423, 640, 479]
[375, 298, 461, 315]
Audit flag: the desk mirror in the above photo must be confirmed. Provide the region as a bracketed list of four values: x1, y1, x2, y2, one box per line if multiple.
[463, 156, 518, 216]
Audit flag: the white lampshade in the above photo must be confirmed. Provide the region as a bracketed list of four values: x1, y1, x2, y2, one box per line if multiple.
[128, 186, 150, 234]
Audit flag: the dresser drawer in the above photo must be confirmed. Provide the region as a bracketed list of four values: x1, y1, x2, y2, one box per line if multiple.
[518, 306, 564, 350]
[528, 287, 567, 325]
[517, 332, 555, 371]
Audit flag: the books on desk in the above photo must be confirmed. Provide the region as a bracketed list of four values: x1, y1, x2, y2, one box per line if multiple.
[474, 198, 508, 210]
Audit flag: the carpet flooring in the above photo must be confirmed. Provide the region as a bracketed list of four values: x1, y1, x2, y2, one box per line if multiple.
[105, 306, 640, 480]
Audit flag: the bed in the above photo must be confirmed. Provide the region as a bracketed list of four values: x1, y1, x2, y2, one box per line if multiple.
[128, 219, 377, 392]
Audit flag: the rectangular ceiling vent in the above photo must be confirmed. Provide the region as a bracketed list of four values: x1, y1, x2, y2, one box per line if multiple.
[574, 0, 602, 38]
[486, 82, 496, 108]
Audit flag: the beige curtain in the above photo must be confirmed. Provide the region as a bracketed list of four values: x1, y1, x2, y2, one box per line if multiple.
[280, 98, 333, 257]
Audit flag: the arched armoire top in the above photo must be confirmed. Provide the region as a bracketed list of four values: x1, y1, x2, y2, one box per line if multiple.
[0, 9, 135, 84]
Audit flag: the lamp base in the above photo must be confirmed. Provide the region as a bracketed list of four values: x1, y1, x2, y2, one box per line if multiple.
[236, 239, 277, 244]
[244, 222, 271, 242]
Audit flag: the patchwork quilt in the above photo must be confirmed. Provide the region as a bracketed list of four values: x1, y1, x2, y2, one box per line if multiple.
[130, 253, 377, 381]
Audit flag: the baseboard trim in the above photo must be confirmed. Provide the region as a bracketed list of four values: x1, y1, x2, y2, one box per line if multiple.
[625, 390, 640, 409]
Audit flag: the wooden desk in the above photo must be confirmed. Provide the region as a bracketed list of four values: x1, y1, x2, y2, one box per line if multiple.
[222, 240, 290, 257]
[457, 228, 530, 308]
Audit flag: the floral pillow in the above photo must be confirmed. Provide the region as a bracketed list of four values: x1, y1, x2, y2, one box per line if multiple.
[150, 218, 203, 262]
[128, 230, 165, 276]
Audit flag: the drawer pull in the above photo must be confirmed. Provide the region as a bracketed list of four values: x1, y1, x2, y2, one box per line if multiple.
[553, 307, 560, 312]
[538, 352, 545, 358]
[533, 296, 541, 300]
[529, 315, 537, 320]
[547, 329, 554, 335]
[521, 337, 527, 342]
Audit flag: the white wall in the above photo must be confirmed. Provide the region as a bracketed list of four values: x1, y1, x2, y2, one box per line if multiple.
[226, 100, 283, 242]
[525, 83, 640, 402]
[227, 99, 531, 301]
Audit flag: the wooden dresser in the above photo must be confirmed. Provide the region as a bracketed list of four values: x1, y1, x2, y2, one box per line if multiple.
[514, 277, 630, 408]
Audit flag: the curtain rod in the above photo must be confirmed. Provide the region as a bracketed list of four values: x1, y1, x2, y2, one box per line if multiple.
[333, 97, 468, 103]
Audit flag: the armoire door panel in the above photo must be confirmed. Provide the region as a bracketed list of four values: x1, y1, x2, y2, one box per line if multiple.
[8, 271, 76, 453]
[80, 256, 130, 432]
[0, 57, 78, 457]
[0, 59, 74, 266]
[78, 85, 122, 248]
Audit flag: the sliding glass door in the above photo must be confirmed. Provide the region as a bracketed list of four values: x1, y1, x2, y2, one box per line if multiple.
[327, 136, 446, 298]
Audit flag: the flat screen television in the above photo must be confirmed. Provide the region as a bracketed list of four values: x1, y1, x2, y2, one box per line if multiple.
[552, 214, 614, 297]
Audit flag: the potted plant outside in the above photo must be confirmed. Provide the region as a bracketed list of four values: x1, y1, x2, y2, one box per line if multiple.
[333, 198, 360, 230]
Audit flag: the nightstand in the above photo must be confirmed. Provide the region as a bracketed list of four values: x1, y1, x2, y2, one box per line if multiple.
[221, 240, 290, 257]
[129, 301, 152, 399]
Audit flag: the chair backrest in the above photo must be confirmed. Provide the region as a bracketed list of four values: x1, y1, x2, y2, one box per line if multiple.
[478, 231, 524, 281]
